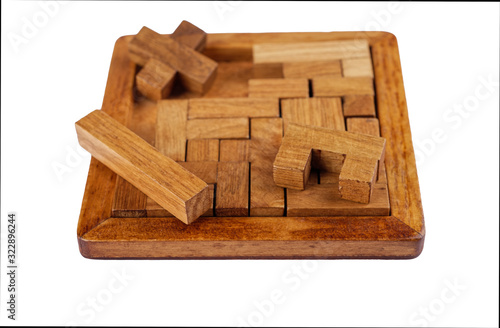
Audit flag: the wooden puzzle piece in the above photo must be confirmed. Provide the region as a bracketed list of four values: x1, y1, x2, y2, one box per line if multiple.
[282, 60, 342, 79]
[147, 184, 215, 217]
[202, 62, 253, 98]
[171, 20, 207, 52]
[287, 171, 390, 216]
[186, 118, 249, 139]
[219, 140, 250, 162]
[281, 97, 345, 173]
[346, 117, 387, 184]
[273, 123, 386, 203]
[249, 118, 285, 216]
[146, 162, 217, 217]
[188, 98, 279, 119]
[136, 59, 177, 101]
[76, 110, 211, 224]
[155, 100, 187, 161]
[186, 139, 219, 162]
[343, 95, 376, 117]
[312, 76, 374, 97]
[281, 97, 344, 132]
[129, 26, 217, 94]
[248, 78, 309, 98]
[342, 57, 374, 78]
[253, 40, 370, 64]
[252, 63, 284, 79]
[346, 117, 380, 136]
[112, 99, 157, 218]
[135, 21, 208, 100]
[216, 162, 249, 216]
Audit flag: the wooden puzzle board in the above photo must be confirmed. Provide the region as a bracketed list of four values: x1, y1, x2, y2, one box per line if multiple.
[77, 31, 425, 259]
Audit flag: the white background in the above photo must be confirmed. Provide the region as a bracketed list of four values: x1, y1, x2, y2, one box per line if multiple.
[1, 1, 498, 326]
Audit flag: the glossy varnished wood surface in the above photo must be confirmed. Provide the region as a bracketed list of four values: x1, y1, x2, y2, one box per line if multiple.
[77, 32, 424, 259]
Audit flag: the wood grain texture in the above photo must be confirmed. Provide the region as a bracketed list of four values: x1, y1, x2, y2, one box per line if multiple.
[343, 95, 376, 117]
[186, 139, 219, 162]
[248, 79, 309, 99]
[287, 171, 389, 216]
[76, 110, 210, 224]
[188, 98, 279, 119]
[171, 20, 207, 52]
[281, 97, 346, 174]
[204, 31, 388, 62]
[202, 62, 252, 98]
[281, 97, 344, 132]
[79, 216, 420, 259]
[249, 118, 285, 216]
[273, 123, 385, 203]
[136, 59, 176, 101]
[219, 140, 249, 162]
[216, 162, 249, 216]
[372, 34, 424, 234]
[342, 57, 374, 78]
[128, 26, 217, 93]
[155, 100, 187, 161]
[112, 98, 157, 218]
[252, 63, 283, 79]
[346, 117, 380, 136]
[77, 32, 424, 259]
[77, 36, 135, 239]
[186, 118, 249, 139]
[146, 184, 215, 218]
[282, 60, 342, 79]
[253, 40, 370, 64]
[312, 77, 374, 97]
[346, 117, 386, 184]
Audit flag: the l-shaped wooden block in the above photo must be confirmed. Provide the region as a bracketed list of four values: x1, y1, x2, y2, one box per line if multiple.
[273, 123, 386, 203]
[75, 110, 211, 224]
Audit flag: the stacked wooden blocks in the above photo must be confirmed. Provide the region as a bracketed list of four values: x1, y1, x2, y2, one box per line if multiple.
[77, 23, 391, 227]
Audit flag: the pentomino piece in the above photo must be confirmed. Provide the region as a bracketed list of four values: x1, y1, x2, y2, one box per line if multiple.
[273, 123, 386, 204]
[129, 24, 217, 96]
[135, 22, 208, 100]
[75, 110, 211, 224]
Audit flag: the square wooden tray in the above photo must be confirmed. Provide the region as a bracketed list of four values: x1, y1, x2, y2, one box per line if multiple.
[77, 31, 425, 259]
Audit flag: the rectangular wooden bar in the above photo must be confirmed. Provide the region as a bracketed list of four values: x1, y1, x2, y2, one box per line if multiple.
[282, 60, 342, 79]
[146, 184, 215, 217]
[215, 161, 249, 216]
[186, 118, 249, 139]
[76, 110, 211, 224]
[312, 77, 374, 97]
[112, 100, 157, 218]
[248, 78, 309, 98]
[253, 40, 370, 64]
[188, 98, 279, 119]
